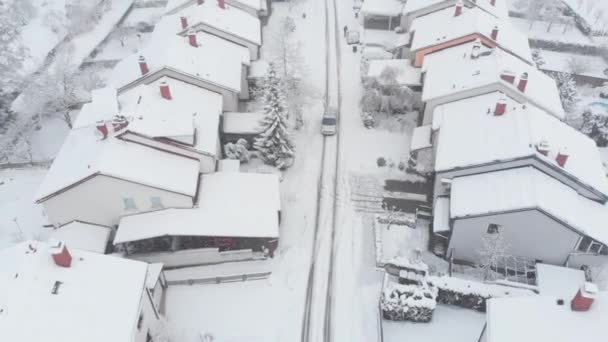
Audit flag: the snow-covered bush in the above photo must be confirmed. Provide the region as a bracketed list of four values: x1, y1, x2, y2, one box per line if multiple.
[377, 157, 387, 167]
[224, 139, 251, 162]
[362, 112, 375, 128]
[381, 282, 437, 322]
[580, 110, 608, 147]
[551, 72, 581, 113]
[360, 85, 382, 113]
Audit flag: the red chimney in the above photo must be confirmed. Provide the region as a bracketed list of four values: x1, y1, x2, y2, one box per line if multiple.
[471, 39, 482, 59]
[455, 0, 463, 16]
[112, 117, 129, 132]
[160, 81, 172, 100]
[180, 16, 188, 29]
[188, 30, 198, 47]
[490, 0, 496, 6]
[571, 282, 598, 312]
[494, 97, 507, 116]
[500, 70, 516, 84]
[218, 0, 226, 9]
[197, 0, 204, 4]
[517, 72, 529, 92]
[535, 141, 550, 156]
[51, 241, 72, 268]
[556, 149, 569, 167]
[138, 56, 149, 75]
[491, 25, 499, 40]
[96, 121, 109, 139]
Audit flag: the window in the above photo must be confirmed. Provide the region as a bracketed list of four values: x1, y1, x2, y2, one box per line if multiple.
[150, 196, 163, 209]
[577, 236, 608, 255]
[137, 313, 144, 330]
[123, 198, 137, 211]
[577, 236, 593, 252]
[487, 224, 500, 234]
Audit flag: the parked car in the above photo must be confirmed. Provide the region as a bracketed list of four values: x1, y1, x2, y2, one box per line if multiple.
[321, 108, 338, 136]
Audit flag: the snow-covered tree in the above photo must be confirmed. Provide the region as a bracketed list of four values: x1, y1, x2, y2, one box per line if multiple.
[531, 49, 545, 68]
[0, 0, 34, 92]
[551, 72, 581, 113]
[149, 316, 170, 342]
[580, 110, 608, 147]
[224, 139, 251, 162]
[477, 230, 509, 281]
[254, 63, 295, 169]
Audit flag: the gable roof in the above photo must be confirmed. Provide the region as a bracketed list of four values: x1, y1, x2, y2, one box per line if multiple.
[109, 16, 246, 93]
[36, 126, 200, 202]
[403, 0, 509, 20]
[450, 166, 608, 245]
[114, 171, 281, 243]
[0, 241, 151, 342]
[422, 42, 564, 119]
[433, 92, 608, 199]
[410, 6, 532, 64]
[176, 0, 261, 45]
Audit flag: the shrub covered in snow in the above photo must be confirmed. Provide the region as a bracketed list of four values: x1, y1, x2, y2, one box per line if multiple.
[580, 110, 608, 147]
[224, 139, 251, 162]
[550, 72, 581, 113]
[381, 281, 437, 322]
[377, 157, 387, 167]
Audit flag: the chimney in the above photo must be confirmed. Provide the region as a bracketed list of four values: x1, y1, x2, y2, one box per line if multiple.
[188, 29, 198, 48]
[571, 282, 599, 312]
[500, 70, 516, 84]
[218, 0, 226, 9]
[197, 0, 204, 5]
[138, 56, 149, 75]
[471, 39, 482, 59]
[490, 0, 496, 6]
[491, 25, 499, 40]
[112, 116, 129, 132]
[180, 16, 188, 29]
[494, 96, 507, 116]
[535, 140, 550, 156]
[556, 148, 569, 167]
[51, 241, 72, 268]
[517, 72, 529, 92]
[455, 0, 463, 16]
[160, 81, 172, 100]
[96, 120, 109, 139]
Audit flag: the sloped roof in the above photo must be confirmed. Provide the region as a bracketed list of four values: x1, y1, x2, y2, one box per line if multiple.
[403, 0, 509, 20]
[166, 0, 263, 15]
[433, 92, 608, 198]
[422, 42, 564, 119]
[47, 221, 112, 253]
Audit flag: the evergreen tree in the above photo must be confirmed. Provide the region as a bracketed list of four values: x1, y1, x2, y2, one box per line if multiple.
[552, 72, 581, 113]
[580, 110, 608, 147]
[254, 63, 295, 168]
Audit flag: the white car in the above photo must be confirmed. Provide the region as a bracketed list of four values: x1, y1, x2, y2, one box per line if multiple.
[321, 108, 338, 136]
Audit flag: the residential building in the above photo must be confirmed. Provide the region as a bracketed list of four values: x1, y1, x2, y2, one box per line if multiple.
[420, 41, 564, 123]
[400, 0, 509, 31]
[165, 0, 268, 18]
[360, 0, 403, 30]
[0, 241, 165, 342]
[409, 4, 532, 67]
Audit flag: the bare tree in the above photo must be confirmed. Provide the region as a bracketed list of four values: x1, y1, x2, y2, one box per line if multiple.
[477, 230, 509, 281]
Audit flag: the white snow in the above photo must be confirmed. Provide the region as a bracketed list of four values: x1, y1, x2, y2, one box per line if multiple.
[47, 221, 112, 254]
[433, 197, 450, 233]
[409, 124, 432, 151]
[73, 87, 120, 129]
[166, 0, 264, 15]
[0, 240, 150, 342]
[422, 42, 565, 120]
[115, 171, 281, 243]
[222, 112, 266, 134]
[536, 263, 586, 298]
[402, 0, 509, 21]
[36, 126, 201, 202]
[561, 0, 608, 33]
[360, 0, 403, 17]
[433, 91, 608, 198]
[511, 17, 593, 45]
[450, 166, 608, 246]
[410, 6, 533, 64]
[366, 59, 422, 87]
[538, 49, 608, 80]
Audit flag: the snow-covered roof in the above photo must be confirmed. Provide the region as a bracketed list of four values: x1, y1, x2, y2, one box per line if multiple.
[433, 197, 450, 233]
[360, 0, 404, 17]
[176, 0, 261, 45]
[248, 59, 269, 79]
[485, 292, 606, 342]
[410, 124, 432, 151]
[166, 0, 263, 15]
[36, 126, 200, 202]
[109, 16, 246, 93]
[403, 0, 509, 21]
[450, 167, 608, 245]
[422, 42, 564, 119]
[114, 171, 280, 243]
[410, 6, 532, 64]
[222, 112, 265, 135]
[47, 221, 112, 254]
[366, 59, 422, 86]
[433, 92, 608, 198]
[0, 241, 151, 342]
[119, 77, 223, 155]
[536, 264, 586, 298]
[146, 263, 164, 290]
[73, 88, 119, 129]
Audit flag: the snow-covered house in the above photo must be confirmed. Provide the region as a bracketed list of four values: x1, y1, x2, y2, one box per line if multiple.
[409, 5, 532, 67]
[0, 241, 165, 342]
[114, 170, 281, 267]
[430, 92, 608, 203]
[175, 0, 262, 60]
[480, 264, 604, 342]
[441, 166, 608, 266]
[420, 42, 564, 124]
[110, 16, 249, 112]
[400, 0, 509, 31]
[35, 125, 200, 227]
[47, 221, 113, 254]
[221, 111, 266, 146]
[165, 0, 268, 18]
[360, 0, 404, 30]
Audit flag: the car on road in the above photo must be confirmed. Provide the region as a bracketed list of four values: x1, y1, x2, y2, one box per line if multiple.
[321, 108, 338, 136]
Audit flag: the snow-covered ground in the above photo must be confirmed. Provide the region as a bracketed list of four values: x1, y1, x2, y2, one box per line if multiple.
[538, 49, 608, 80]
[562, 0, 608, 34]
[511, 17, 592, 45]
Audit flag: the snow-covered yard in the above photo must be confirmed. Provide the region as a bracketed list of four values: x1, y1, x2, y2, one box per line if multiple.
[511, 17, 593, 44]
[561, 0, 608, 34]
[538, 49, 608, 80]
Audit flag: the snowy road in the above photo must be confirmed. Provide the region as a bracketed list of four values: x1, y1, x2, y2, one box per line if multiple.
[300, 0, 343, 340]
